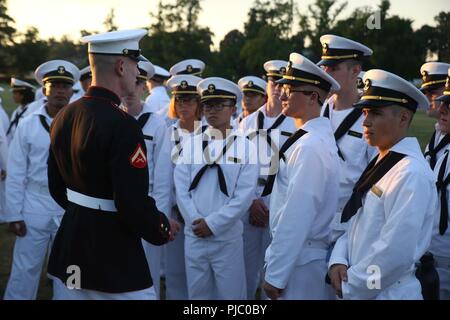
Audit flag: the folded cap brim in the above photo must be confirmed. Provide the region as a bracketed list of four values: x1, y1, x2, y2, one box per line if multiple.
[353, 99, 398, 109]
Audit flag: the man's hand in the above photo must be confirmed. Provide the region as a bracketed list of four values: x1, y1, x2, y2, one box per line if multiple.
[263, 281, 283, 300]
[8, 221, 27, 237]
[192, 218, 213, 238]
[0, 170, 6, 181]
[249, 199, 269, 228]
[168, 218, 181, 241]
[329, 264, 348, 299]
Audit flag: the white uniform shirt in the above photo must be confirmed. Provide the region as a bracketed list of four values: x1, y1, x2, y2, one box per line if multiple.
[152, 121, 206, 218]
[329, 137, 437, 299]
[264, 117, 340, 289]
[7, 103, 38, 142]
[424, 123, 447, 166]
[238, 105, 296, 200]
[0, 120, 7, 170]
[144, 86, 170, 115]
[135, 110, 168, 195]
[321, 96, 377, 214]
[4, 105, 64, 222]
[174, 131, 259, 241]
[430, 145, 450, 258]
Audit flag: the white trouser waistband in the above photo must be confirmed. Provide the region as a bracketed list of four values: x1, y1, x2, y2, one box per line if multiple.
[67, 189, 117, 212]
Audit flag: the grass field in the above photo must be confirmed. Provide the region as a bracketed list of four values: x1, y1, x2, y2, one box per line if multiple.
[0, 84, 437, 299]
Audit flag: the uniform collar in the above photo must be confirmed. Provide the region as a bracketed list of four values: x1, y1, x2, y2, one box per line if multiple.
[36, 104, 53, 120]
[300, 116, 332, 134]
[389, 137, 423, 160]
[85, 86, 121, 107]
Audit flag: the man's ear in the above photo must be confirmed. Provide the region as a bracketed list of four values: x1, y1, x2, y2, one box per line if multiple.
[352, 63, 362, 78]
[115, 58, 125, 77]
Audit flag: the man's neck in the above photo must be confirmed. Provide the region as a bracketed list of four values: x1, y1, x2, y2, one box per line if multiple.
[125, 102, 143, 117]
[265, 99, 282, 117]
[91, 76, 123, 99]
[45, 104, 59, 118]
[179, 118, 195, 133]
[377, 136, 406, 159]
[294, 113, 319, 129]
[333, 89, 360, 111]
[211, 124, 232, 139]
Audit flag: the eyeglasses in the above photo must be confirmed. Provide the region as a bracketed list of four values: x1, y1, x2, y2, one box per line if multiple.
[202, 102, 235, 111]
[281, 87, 323, 105]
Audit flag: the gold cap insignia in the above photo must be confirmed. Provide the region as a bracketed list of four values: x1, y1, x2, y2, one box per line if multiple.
[248, 80, 254, 87]
[280, 67, 286, 75]
[208, 84, 215, 93]
[57, 66, 65, 74]
[180, 80, 188, 89]
[123, 48, 129, 55]
[187, 65, 193, 73]
[322, 43, 329, 54]
[421, 70, 428, 83]
[364, 79, 372, 91]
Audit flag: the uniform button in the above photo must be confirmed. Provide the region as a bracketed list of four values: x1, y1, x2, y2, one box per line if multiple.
[161, 224, 164, 228]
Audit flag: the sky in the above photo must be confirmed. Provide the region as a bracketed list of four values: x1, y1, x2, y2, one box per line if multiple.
[6, 0, 449, 47]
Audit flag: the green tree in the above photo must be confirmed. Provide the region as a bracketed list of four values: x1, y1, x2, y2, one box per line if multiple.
[214, 30, 246, 80]
[10, 27, 50, 76]
[298, 0, 348, 60]
[103, 8, 118, 32]
[244, 0, 295, 39]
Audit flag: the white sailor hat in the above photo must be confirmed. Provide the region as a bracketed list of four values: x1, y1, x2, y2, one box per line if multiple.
[357, 71, 366, 90]
[264, 60, 288, 81]
[79, 66, 92, 82]
[151, 65, 171, 80]
[278, 53, 340, 92]
[354, 69, 429, 112]
[197, 77, 243, 103]
[436, 69, 450, 104]
[170, 59, 205, 76]
[10, 78, 35, 91]
[318, 35, 372, 67]
[35, 60, 80, 86]
[73, 81, 82, 93]
[81, 29, 148, 62]
[420, 62, 450, 92]
[167, 75, 202, 95]
[238, 76, 267, 96]
[137, 60, 155, 81]
[0, 87, 4, 93]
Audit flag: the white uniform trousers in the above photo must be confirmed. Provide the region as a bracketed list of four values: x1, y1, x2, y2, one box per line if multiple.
[3, 214, 62, 300]
[164, 226, 188, 300]
[185, 236, 246, 300]
[435, 255, 450, 300]
[278, 259, 334, 300]
[243, 220, 270, 299]
[53, 278, 156, 300]
[142, 240, 161, 299]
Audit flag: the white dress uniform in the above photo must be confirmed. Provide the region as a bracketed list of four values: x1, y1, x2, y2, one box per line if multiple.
[263, 52, 341, 300]
[239, 104, 296, 299]
[265, 118, 340, 300]
[330, 138, 437, 300]
[0, 102, 9, 140]
[135, 108, 169, 300]
[154, 120, 205, 299]
[329, 69, 437, 300]
[175, 130, 259, 299]
[3, 104, 64, 300]
[152, 74, 204, 300]
[429, 70, 450, 300]
[321, 96, 377, 242]
[144, 65, 171, 118]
